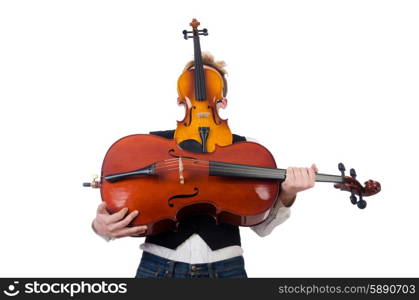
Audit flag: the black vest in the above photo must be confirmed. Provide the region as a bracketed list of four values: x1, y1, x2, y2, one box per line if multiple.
[145, 130, 246, 250]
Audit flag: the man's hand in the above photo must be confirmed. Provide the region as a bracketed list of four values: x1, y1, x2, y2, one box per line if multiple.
[92, 202, 147, 239]
[279, 164, 318, 207]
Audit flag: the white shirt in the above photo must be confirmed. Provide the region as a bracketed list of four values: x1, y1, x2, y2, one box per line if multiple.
[95, 194, 291, 264]
[139, 199, 290, 263]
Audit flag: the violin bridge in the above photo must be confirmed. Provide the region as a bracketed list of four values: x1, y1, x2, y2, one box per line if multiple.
[197, 112, 210, 118]
[179, 157, 185, 184]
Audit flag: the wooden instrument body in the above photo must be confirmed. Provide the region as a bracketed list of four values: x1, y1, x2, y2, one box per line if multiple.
[100, 134, 280, 236]
[83, 19, 383, 238]
[175, 66, 232, 152]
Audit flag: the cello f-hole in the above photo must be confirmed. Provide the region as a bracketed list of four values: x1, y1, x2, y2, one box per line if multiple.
[167, 187, 200, 207]
[168, 149, 196, 160]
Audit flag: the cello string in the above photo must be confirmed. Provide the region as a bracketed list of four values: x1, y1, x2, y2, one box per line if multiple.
[155, 158, 283, 172]
[154, 161, 341, 182]
[153, 156, 268, 170]
[154, 157, 276, 170]
[155, 164, 341, 183]
[112, 157, 341, 183]
[155, 161, 286, 178]
[154, 159, 285, 177]
[155, 163, 282, 177]
[106, 162, 341, 183]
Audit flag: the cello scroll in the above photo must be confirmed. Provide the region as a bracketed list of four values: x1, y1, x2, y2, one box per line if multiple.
[334, 163, 381, 209]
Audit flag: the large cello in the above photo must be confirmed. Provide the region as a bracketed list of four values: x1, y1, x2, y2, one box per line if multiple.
[85, 134, 381, 236]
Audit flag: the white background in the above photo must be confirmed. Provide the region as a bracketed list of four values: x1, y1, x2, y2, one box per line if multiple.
[0, 0, 418, 277]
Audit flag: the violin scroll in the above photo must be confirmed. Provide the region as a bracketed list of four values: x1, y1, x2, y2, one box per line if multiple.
[183, 18, 208, 40]
[333, 163, 381, 209]
[190, 18, 200, 28]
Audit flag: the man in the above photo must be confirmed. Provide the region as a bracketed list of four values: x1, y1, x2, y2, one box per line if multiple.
[92, 53, 317, 278]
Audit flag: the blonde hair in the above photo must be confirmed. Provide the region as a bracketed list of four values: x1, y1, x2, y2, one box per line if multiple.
[183, 52, 228, 96]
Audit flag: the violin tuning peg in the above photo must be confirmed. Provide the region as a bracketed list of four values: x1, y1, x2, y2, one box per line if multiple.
[350, 168, 357, 178]
[338, 163, 346, 176]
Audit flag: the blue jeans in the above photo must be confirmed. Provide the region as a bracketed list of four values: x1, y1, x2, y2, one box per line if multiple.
[135, 251, 248, 278]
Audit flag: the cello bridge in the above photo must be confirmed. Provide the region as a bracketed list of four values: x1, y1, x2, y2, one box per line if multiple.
[179, 157, 185, 184]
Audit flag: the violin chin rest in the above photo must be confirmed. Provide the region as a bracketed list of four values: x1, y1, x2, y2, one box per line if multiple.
[179, 139, 204, 154]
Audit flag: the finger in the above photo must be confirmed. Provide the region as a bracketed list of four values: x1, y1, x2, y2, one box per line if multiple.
[311, 163, 319, 173]
[97, 202, 108, 215]
[218, 97, 228, 109]
[298, 167, 307, 187]
[114, 225, 147, 238]
[308, 165, 316, 179]
[303, 167, 311, 184]
[307, 167, 316, 187]
[298, 167, 310, 189]
[112, 210, 139, 230]
[106, 207, 129, 224]
[286, 167, 295, 183]
[303, 167, 314, 187]
[130, 227, 149, 237]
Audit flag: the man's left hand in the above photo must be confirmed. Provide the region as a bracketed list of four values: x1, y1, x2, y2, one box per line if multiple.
[279, 164, 318, 207]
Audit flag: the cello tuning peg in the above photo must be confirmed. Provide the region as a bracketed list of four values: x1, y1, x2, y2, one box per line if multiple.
[338, 163, 346, 176]
[356, 194, 367, 209]
[350, 168, 357, 178]
[357, 199, 367, 209]
[350, 194, 358, 205]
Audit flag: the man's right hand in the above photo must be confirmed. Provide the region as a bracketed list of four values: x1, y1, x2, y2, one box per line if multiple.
[92, 202, 147, 239]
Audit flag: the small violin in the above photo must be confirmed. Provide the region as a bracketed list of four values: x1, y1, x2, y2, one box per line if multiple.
[175, 19, 232, 153]
[84, 134, 381, 236]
